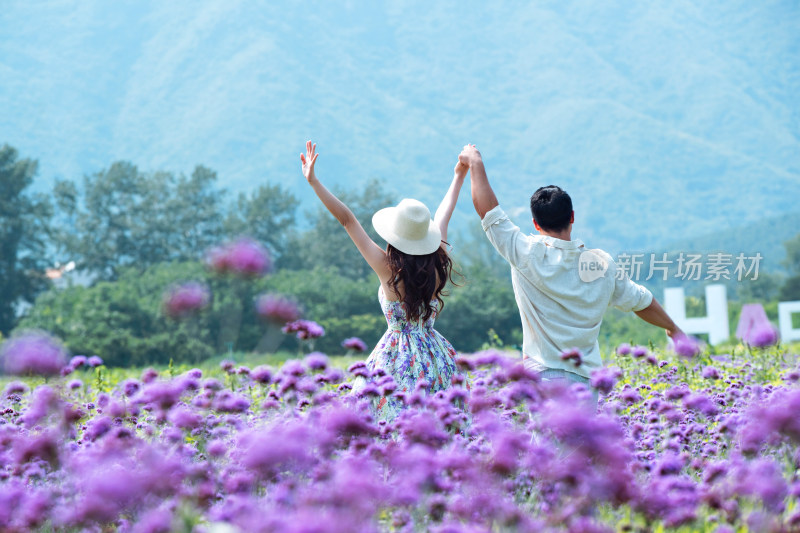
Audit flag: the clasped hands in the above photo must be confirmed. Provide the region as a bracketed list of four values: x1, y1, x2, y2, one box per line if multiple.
[454, 144, 482, 180]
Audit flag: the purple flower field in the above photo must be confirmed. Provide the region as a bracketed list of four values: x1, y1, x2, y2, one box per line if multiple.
[1, 336, 799, 532]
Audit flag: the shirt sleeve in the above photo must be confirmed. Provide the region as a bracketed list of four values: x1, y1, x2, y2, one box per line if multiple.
[480, 206, 529, 268]
[610, 270, 654, 312]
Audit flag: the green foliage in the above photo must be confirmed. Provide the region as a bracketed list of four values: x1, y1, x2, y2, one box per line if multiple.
[17, 262, 215, 366]
[783, 232, 800, 275]
[53, 162, 228, 279]
[317, 314, 386, 355]
[262, 268, 383, 353]
[435, 264, 522, 352]
[597, 309, 659, 350]
[778, 231, 800, 301]
[779, 274, 800, 301]
[16, 263, 389, 365]
[0, 145, 53, 335]
[736, 270, 784, 302]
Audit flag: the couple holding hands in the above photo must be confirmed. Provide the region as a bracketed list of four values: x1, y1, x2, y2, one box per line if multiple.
[300, 141, 681, 417]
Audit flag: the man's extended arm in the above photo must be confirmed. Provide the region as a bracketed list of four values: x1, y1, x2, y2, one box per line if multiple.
[459, 144, 499, 219]
[634, 298, 683, 338]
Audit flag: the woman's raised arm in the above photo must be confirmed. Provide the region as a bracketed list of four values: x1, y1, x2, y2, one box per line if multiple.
[301, 141, 391, 281]
[433, 159, 468, 245]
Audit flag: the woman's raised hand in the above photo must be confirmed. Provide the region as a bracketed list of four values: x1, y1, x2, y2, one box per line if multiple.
[454, 160, 469, 180]
[300, 140, 319, 182]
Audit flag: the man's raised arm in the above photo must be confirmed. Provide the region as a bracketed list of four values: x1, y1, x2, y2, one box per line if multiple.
[459, 144, 499, 219]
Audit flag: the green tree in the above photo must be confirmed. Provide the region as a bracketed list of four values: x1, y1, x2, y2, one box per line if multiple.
[780, 233, 800, 301]
[54, 163, 226, 280]
[736, 271, 783, 303]
[0, 145, 53, 335]
[452, 222, 510, 279]
[784, 233, 800, 274]
[224, 183, 299, 259]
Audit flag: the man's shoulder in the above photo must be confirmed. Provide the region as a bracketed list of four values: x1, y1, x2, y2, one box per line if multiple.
[586, 248, 614, 263]
[577, 247, 619, 282]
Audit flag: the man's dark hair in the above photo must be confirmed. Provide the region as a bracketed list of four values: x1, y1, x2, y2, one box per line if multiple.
[530, 185, 573, 232]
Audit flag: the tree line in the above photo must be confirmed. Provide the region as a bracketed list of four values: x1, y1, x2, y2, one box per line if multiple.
[3, 143, 800, 366]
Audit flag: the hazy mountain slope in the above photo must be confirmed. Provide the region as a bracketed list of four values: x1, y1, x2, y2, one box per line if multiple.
[660, 211, 800, 274]
[1, 0, 798, 254]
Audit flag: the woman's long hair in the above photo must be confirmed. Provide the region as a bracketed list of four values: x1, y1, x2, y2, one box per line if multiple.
[386, 244, 460, 323]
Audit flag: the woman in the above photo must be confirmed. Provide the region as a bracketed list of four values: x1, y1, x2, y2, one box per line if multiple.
[300, 141, 466, 419]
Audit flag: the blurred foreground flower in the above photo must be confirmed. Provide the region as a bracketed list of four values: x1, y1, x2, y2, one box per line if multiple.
[163, 281, 210, 319]
[342, 337, 368, 353]
[671, 333, 701, 358]
[736, 303, 779, 348]
[746, 323, 779, 348]
[255, 293, 301, 325]
[0, 331, 67, 377]
[590, 366, 622, 395]
[207, 237, 271, 278]
[282, 320, 325, 340]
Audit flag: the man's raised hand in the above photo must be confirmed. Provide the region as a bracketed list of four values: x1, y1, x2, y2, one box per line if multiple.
[300, 140, 319, 182]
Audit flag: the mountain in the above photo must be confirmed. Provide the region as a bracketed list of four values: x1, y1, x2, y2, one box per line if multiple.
[661, 211, 800, 274]
[1, 0, 798, 255]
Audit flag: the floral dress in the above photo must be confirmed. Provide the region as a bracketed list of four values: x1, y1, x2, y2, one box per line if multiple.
[360, 286, 462, 420]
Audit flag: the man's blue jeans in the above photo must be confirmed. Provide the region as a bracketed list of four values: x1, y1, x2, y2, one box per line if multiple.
[539, 368, 599, 410]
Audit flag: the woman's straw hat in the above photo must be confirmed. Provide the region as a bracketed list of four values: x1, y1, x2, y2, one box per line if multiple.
[372, 199, 442, 255]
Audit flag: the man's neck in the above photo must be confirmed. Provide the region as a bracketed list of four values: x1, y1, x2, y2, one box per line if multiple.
[539, 229, 572, 241]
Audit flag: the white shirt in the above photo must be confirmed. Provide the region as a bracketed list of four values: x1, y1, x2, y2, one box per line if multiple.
[481, 206, 653, 378]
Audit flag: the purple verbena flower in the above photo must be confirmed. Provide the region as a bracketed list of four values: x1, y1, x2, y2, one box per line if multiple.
[69, 355, 87, 369]
[746, 323, 779, 348]
[122, 379, 141, 397]
[632, 345, 648, 358]
[305, 352, 329, 371]
[162, 281, 210, 319]
[0, 331, 68, 377]
[255, 293, 301, 325]
[141, 368, 159, 383]
[282, 320, 325, 340]
[4, 380, 29, 396]
[590, 366, 622, 395]
[671, 333, 702, 358]
[342, 337, 368, 353]
[206, 237, 271, 278]
[251, 365, 273, 384]
[682, 393, 719, 417]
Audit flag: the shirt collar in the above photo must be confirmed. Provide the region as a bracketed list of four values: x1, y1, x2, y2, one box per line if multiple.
[534, 234, 585, 250]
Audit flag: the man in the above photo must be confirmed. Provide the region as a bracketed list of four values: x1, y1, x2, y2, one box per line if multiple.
[459, 144, 682, 403]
